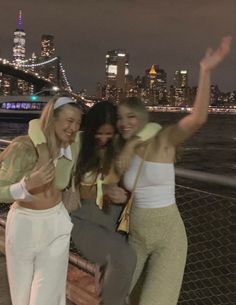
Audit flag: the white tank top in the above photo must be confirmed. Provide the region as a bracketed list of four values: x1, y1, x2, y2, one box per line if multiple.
[123, 154, 176, 208]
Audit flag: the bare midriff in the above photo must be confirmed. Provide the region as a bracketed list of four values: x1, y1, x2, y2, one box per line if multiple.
[16, 186, 62, 210]
[79, 185, 97, 201]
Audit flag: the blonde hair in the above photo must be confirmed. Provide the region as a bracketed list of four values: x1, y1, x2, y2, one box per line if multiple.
[40, 95, 80, 159]
[119, 97, 149, 131]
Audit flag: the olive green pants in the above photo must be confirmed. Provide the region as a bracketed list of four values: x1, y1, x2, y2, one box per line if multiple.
[128, 204, 187, 305]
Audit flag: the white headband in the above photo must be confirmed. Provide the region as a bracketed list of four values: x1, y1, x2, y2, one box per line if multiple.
[54, 97, 76, 110]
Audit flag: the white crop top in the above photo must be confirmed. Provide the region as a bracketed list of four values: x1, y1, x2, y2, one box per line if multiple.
[123, 154, 176, 208]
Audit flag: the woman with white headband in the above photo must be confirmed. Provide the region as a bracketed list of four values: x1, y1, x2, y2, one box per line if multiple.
[0, 95, 82, 305]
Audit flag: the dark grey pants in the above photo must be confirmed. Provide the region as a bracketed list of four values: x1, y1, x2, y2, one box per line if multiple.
[71, 219, 137, 305]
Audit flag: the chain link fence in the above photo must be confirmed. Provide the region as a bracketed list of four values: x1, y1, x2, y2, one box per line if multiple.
[176, 184, 235, 305]
[1, 183, 235, 304]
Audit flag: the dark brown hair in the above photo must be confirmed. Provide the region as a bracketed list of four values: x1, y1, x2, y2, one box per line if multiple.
[75, 101, 117, 185]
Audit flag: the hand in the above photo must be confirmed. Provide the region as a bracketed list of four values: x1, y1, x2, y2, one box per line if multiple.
[200, 36, 232, 72]
[103, 184, 128, 204]
[25, 159, 55, 192]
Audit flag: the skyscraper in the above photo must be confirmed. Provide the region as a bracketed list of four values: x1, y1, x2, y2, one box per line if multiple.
[37, 35, 56, 82]
[141, 65, 167, 105]
[146, 64, 167, 88]
[13, 10, 26, 64]
[174, 70, 188, 87]
[41, 35, 55, 58]
[105, 49, 129, 102]
[105, 49, 129, 90]
[173, 70, 189, 106]
[12, 10, 32, 95]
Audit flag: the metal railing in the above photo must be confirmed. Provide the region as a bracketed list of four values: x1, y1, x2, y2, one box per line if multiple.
[175, 167, 236, 188]
[1, 138, 236, 189]
[0, 139, 11, 147]
[0, 138, 235, 304]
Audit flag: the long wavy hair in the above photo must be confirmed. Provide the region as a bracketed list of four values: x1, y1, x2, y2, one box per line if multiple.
[75, 101, 117, 184]
[117, 96, 150, 148]
[40, 95, 81, 159]
[119, 97, 149, 129]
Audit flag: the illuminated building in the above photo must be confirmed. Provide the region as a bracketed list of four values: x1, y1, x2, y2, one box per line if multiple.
[210, 85, 220, 105]
[41, 35, 55, 58]
[146, 64, 166, 88]
[0, 73, 11, 96]
[173, 70, 189, 106]
[37, 35, 56, 82]
[105, 49, 129, 93]
[12, 10, 30, 95]
[95, 82, 103, 99]
[13, 10, 26, 64]
[174, 70, 188, 87]
[143, 65, 167, 105]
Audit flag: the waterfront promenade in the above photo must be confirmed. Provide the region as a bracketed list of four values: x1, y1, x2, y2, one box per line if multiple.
[0, 140, 235, 305]
[0, 137, 235, 305]
[0, 105, 236, 303]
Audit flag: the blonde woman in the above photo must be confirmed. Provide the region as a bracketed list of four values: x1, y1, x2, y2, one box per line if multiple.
[0, 96, 82, 305]
[116, 37, 231, 305]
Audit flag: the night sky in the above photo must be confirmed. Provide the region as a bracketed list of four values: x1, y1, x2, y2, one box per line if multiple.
[0, 0, 235, 94]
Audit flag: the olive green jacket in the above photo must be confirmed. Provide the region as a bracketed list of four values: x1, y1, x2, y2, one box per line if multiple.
[0, 135, 80, 203]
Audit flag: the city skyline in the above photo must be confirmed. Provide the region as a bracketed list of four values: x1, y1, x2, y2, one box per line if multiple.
[0, 1, 235, 94]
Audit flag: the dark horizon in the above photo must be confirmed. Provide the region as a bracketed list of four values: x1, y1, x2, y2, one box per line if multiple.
[0, 0, 235, 94]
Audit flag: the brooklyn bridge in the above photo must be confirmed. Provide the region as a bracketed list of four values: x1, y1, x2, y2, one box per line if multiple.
[0, 56, 80, 98]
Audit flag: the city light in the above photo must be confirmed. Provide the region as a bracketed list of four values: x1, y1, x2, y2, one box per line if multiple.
[31, 95, 37, 101]
[0, 10, 234, 106]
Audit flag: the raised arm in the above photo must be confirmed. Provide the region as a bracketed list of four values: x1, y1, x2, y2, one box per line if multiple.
[167, 36, 232, 147]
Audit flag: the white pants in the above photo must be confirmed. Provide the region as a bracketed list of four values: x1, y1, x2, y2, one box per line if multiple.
[5, 202, 73, 305]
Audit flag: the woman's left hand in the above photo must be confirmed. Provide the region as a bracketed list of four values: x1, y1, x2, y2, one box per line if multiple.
[200, 36, 231, 72]
[103, 184, 128, 204]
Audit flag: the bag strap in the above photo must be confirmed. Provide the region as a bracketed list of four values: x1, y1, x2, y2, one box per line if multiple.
[125, 146, 149, 215]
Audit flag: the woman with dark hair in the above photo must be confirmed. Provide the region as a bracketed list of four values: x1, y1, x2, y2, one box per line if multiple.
[115, 37, 231, 305]
[0, 95, 82, 305]
[71, 101, 136, 305]
[75, 101, 118, 191]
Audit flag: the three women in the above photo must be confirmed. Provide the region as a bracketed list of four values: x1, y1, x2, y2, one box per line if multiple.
[1, 35, 231, 305]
